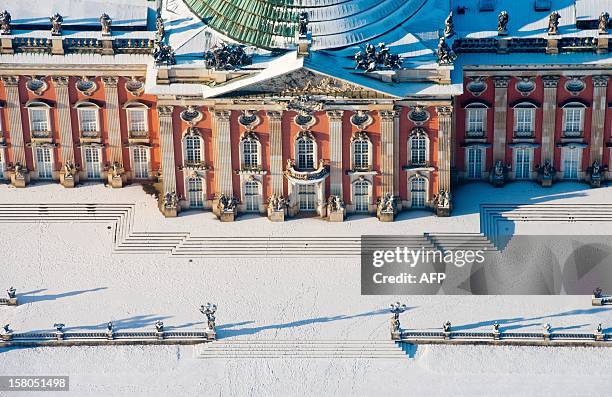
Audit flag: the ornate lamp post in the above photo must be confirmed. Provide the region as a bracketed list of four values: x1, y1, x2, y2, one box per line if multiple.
[200, 303, 218, 340]
[389, 302, 407, 340]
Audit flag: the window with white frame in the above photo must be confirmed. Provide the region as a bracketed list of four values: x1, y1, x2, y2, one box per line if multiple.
[296, 136, 315, 170]
[127, 108, 147, 133]
[184, 135, 203, 165]
[83, 146, 102, 179]
[352, 138, 370, 170]
[132, 146, 149, 179]
[563, 147, 581, 179]
[466, 146, 483, 179]
[79, 108, 99, 133]
[187, 177, 204, 208]
[466, 106, 486, 137]
[241, 138, 259, 169]
[563, 105, 585, 137]
[298, 184, 317, 211]
[514, 106, 535, 137]
[514, 148, 531, 179]
[410, 176, 426, 208]
[0, 149, 5, 178]
[244, 180, 260, 212]
[35, 146, 53, 179]
[410, 135, 428, 165]
[29, 108, 50, 133]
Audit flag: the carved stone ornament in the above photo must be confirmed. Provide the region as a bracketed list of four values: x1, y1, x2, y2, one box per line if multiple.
[153, 43, 176, 66]
[100, 13, 112, 36]
[268, 194, 286, 211]
[287, 95, 323, 116]
[599, 12, 610, 34]
[354, 42, 402, 72]
[0, 10, 11, 35]
[238, 110, 260, 130]
[26, 76, 48, 96]
[498, 11, 509, 36]
[436, 36, 457, 65]
[407, 106, 430, 125]
[294, 112, 316, 130]
[547, 11, 560, 35]
[410, 127, 428, 138]
[515, 77, 536, 96]
[351, 130, 369, 142]
[125, 77, 145, 96]
[204, 43, 252, 71]
[76, 77, 98, 96]
[163, 191, 179, 209]
[180, 105, 203, 125]
[50, 13, 63, 36]
[350, 110, 373, 130]
[565, 76, 585, 95]
[466, 77, 488, 96]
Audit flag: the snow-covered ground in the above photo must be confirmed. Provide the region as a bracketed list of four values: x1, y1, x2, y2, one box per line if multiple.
[1, 181, 611, 396]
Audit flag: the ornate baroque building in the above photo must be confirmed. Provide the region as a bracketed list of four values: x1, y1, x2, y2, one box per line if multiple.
[0, 0, 609, 221]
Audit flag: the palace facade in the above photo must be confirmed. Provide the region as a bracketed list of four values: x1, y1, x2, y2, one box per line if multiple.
[0, 0, 610, 221]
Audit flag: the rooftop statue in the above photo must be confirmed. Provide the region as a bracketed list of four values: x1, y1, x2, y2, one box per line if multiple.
[548, 11, 560, 35]
[498, 11, 509, 36]
[100, 13, 112, 36]
[599, 12, 610, 34]
[354, 43, 401, 72]
[204, 43, 252, 71]
[153, 43, 176, 65]
[298, 12, 309, 36]
[436, 36, 456, 65]
[0, 10, 11, 35]
[50, 13, 63, 36]
[444, 12, 454, 38]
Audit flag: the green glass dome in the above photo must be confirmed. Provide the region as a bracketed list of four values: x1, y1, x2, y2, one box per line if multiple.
[183, 0, 429, 50]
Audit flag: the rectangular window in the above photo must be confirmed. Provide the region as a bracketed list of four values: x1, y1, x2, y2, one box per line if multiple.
[79, 108, 99, 133]
[563, 148, 580, 179]
[410, 137, 427, 164]
[30, 108, 49, 133]
[353, 181, 369, 213]
[467, 147, 482, 179]
[410, 178, 426, 208]
[353, 140, 369, 170]
[244, 181, 259, 212]
[83, 146, 102, 179]
[35, 146, 53, 179]
[297, 140, 315, 170]
[298, 184, 316, 211]
[128, 109, 147, 133]
[242, 140, 259, 169]
[515, 148, 531, 180]
[185, 137, 202, 164]
[187, 177, 204, 208]
[514, 108, 534, 137]
[466, 108, 485, 136]
[564, 108, 583, 136]
[132, 147, 149, 179]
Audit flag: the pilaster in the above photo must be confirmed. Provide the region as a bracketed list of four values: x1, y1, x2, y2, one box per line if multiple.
[493, 76, 510, 163]
[590, 75, 609, 164]
[102, 77, 123, 165]
[211, 110, 233, 197]
[379, 109, 398, 196]
[1, 76, 27, 166]
[541, 76, 560, 165]
[158, 105, 178, 217]
[51, 76, 75, 166]
[267, 111, 283, 196]
[327, 110, 344, 197]
[436, 106, 453, 193]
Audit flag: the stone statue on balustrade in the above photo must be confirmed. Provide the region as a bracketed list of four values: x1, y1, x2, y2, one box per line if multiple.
[50, 13, 63, 36]
[599, 12, 609, 34]
[433, 189, 452, 217]
[444, 12, 454, 38]
[100, 13, 112, 36]
[436, 36, 456, 65]
[298, 12, 309, 36]
[153, 43, 176, 66]
[327, 195, 345, 222]
[547, 11, 560, 35]
[200, 303, 218, 340]
[491, 160, 508, 187]
[588, 160, 606, 188]
[204, 43, 252, 71]
[156, 10, 165, 42]
[498, 11, 509, 36]
[536, 160, 555, 187]
[0, 10, 11, 35]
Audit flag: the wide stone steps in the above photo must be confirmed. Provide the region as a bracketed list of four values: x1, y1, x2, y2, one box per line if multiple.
[426, 233, 497, 251]
[196, 340, 407, 358]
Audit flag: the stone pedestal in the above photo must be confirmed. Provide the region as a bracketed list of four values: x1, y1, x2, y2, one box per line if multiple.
[328, 208, 345, 222]
[1, 333, 12, 341]
[491, 176, 505, 187]
[101, 38, 114, 55]
[436, 206, 451, 217]
[493, 330, 501, 340]
[443, 331, 451, 340]
[377, 211, 395, 222]
[106, 331, 114, 340]
[219, 211, 235, 222]
[597, 36, 609, 54]
[391, 330, 400, 341]
[161, 206, 178, 218]
[541, 178, 553, 188]
[51, 37, 64, 55]
[546, 38, 558, 54]
[156, 331, 165, 340]
[7, 297, 17, 306]
[55, 332, 64, 341]
[1, 37, 14, 54]
[595, 332, 605, 341]
[268, 208, 285, 222]
[590, 177, 601, 188]
[108, 174, 124, 188]
[205, 329, 216, 341]
[59, 173, 77, 188]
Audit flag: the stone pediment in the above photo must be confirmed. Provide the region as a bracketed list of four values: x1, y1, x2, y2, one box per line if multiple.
[219, 68, 394, 99]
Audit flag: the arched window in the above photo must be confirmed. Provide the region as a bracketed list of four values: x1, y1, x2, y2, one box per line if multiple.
[352, 136, 370, 171]
[187, 176, 204, 208]
[464, 103, 488, 137]
[241, 138, 259, 169]
[410, 176, 427, 208]
[25, 101, 52, 135]
[409, 129, 429, 166]
[184, 135, 202, 165]
[296, 134, 315, 170]
[123, 101, 149, 136]
[353, 179, 370, 212]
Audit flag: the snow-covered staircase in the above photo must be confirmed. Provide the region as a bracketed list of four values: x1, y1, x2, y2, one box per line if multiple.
[425, 232, 497, 252]
[195, 340, 407, 359]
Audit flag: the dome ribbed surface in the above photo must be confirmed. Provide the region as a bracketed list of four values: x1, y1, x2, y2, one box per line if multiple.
[183, 0, 429, 49]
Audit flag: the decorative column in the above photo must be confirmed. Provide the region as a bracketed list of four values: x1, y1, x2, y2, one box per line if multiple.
[541, 76, 560, 166]
[379, 109, 398, 196]
[492, 76, 510, 164]
[1, 76, 29, 187]
[327, 110, 344, 197]
[52, 76, 78, 187]
[436, 106, 453, 194]
[211, 110, 235, 220]
[267, 111, 283, 197]
[158, 105, 178, 217]
[590, 76, 609, 165]
[102, 77, 123, 166]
